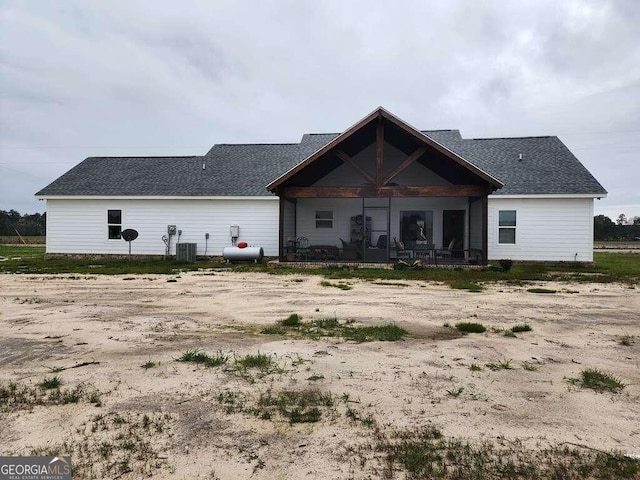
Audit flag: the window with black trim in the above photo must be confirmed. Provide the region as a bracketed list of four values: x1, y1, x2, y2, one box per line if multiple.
[315, 211, 333, 229]
[108, 210, 122, 239]
[498, 210, 516, 244]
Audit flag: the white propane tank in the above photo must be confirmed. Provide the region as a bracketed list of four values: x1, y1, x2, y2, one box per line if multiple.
[222, 246, 264, 263]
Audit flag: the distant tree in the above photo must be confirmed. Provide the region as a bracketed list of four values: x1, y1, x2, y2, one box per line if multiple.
[616, 213, 628, 225]
[633, 216, 640, 226]
[0, 210, 46, 236]
[594, 215, 616, 240]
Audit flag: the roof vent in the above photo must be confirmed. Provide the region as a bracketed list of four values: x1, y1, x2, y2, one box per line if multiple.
[518, 153, 523, 161]
[202, 161, 206, 170]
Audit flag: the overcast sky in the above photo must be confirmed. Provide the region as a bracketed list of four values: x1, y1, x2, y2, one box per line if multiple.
[1, 0, 638, 220]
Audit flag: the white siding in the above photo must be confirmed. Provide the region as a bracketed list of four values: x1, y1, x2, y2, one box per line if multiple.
[487, 197, 594, 261]
[45, 198, 279, 256]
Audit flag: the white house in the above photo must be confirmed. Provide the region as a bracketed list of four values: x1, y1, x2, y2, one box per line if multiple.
[36, 107, 607, 263]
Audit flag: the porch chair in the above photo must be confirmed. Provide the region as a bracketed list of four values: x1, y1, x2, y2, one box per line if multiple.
[296, 237, 310, 261]
[436, 238, 456, 263]
[393, 237, 411, 261]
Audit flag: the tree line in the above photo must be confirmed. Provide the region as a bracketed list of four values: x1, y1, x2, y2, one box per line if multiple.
[0, 210, 46, 236]
[594, 214, 640, 241]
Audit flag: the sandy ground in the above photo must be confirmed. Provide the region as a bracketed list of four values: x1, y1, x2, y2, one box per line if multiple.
[0, 271, 638, 479]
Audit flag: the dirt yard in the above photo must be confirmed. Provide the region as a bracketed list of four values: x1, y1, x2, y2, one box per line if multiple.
[0, 271, 638, 479]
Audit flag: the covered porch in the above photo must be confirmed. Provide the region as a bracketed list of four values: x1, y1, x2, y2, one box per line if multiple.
[267, 108, 502, 264]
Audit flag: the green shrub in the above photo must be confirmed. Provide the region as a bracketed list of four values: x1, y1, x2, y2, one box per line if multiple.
[455, 322, 486, 333]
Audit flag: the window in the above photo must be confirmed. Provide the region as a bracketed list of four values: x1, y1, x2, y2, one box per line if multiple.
[400, 211, 433, 246]
[498, 210, 516, 244]
[315, 211, 333, 229]
[108, 209, 122, 239]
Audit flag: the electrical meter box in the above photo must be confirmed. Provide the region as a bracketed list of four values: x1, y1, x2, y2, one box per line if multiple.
[167, 225, 177, 235]
[230, 225, 239, 238]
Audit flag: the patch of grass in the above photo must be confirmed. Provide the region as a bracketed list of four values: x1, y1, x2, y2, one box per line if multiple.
[579, 368, 626, 393]
[341, 324, 407, 342]
[320, 280, 353, 290]
[260, 325, 287, 335]
[469, 363, 482, 371]
[485, 358, 513, 371]
[0, 381, 101, 411]
[446, 386, 464, 397]
[527, 287, 557, 294]
[235, 352, 277, 371]
[218, 388, 334, 424]
[378, 426, 640, 479]
[30, 412, 173, 478]
[261, 316, 407, 343]
[619, 335, 635, 346]
[455, 322, 486, 333]
[448, 281, 483, 292]
[175, 349, 228, 368]
[280, 313, 301, 326]
[1, 246, 638, 285]
[511, 323, 532, 333]
[503, 330, 517, 338]
[39, 375, 62, 389]
[140, 360, 157, 369]
[522, 362, 538, 371]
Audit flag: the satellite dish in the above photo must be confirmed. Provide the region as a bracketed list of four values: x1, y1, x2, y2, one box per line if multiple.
[121, 229, 139, 260]
[122, 229, 138, 242]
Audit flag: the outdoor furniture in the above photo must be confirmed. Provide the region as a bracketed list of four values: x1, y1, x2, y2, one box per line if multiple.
[392, 237, 412, 261]
[340, 238, 361, 260]
[435, 239, 456, 263]
[296, 237, 310, 261]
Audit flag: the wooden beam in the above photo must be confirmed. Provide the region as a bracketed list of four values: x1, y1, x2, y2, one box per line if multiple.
[383, 147, 427, 185]
[376, 118, 384, 186]
[283, 185, 486, 198]
[336, 150, 375, 184]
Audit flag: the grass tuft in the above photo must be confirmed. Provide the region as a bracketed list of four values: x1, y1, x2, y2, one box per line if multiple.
[446, 386, 464, 397]
[511, 323, 532, 333]
[320, 280, 353, 290]
[175, 349, 228, 368]
[140, 360, 156, 369]
[580, 368, 626, 393]
[280, 313, 301, 326]
[39, 375, 62, 390]
[235, 352, 276, 371]
[455, 322, 486, 333]
[619, 335, 635, 346]
[486, 358, 513, 371]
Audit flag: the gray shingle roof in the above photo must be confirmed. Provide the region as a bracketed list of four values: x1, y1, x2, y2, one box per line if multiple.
[36, 130, 606, 197]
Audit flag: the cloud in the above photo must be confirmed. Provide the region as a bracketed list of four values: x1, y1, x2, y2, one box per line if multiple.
[0, 0, 638, 215]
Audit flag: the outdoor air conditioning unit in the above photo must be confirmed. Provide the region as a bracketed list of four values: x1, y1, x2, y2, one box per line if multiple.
[176, 243, 197, 263]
